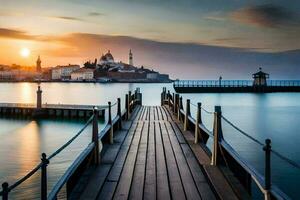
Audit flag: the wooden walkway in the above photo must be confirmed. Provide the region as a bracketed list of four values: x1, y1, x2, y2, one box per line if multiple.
[78, 106, 217, 200]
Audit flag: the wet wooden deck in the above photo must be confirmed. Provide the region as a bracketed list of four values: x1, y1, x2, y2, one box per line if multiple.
[78, 106, 217, 200]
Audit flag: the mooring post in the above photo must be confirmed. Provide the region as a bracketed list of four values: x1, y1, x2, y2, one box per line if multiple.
[177, 96, 183, 121]
[2, 182, 9, 200]
[92, 107, 99, 164]
[172, 93, 175, 112]
[175, 94, 179, 114]
[125, 94, 129, 120]
[167, 90, 171, 108]
[184, 99, 190, 131]
[128, 91, 132, 113]
[108, 102, 113, 144]
[211, 106, 223, 165]
[263, 139, 271, 200]
[195, 102, 202, 144]
[117, 98, 122, 130]
[36, 84, 42, 109]
[41, 153, 49, 200]
[161, 89, 164, 106]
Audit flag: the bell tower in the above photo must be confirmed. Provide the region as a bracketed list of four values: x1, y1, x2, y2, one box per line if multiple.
[36, 55, 41, 72]
[129, 49, 133, 66]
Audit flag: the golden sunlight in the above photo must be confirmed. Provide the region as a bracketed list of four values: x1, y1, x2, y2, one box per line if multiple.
[20, 47, 31, 58]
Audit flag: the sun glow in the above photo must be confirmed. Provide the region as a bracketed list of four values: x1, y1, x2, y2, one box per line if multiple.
[20, 47, 31, 58]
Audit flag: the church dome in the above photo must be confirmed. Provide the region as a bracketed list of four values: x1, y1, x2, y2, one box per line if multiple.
[104, 50, 114, 61]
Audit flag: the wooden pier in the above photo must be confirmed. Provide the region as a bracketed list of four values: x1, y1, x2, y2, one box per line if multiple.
[174, 80, 300, 93]
[0, 87, 297, 200]
[0, 103, 105, 119]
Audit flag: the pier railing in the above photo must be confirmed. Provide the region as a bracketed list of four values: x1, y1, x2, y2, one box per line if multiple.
[161, 87, 299, 200]
[174, 80, 300, 87]
[0, 88, 142, 200]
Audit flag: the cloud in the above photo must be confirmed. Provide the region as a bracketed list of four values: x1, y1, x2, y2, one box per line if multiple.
[0, 28, 37, 40]
[49, 16, 84, 22]
[230, 4, 299, 28]
[88, 12, 104, 17]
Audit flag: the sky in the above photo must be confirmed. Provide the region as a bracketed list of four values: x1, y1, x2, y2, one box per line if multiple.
[0, 0, 299, 79]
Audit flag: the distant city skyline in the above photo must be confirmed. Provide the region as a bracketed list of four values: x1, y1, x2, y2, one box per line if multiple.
[0, 0, 299, 79]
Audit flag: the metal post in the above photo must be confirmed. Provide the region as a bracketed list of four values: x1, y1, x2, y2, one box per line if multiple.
[263, 139, 271, 200]
[92, 107, 99, 164]
[211, 106, 223, 165]
[108, 102, 113, 144]
[125, 94, 129, 120]
[184, 99, 190, 131]
[117, 98, 122, 129]
[2, 182, 9, 200]
[41, 153, 49, 200]
[195, 103, 202, 144]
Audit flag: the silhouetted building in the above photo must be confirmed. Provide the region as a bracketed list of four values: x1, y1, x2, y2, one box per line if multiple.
[253, 68, 269, 86]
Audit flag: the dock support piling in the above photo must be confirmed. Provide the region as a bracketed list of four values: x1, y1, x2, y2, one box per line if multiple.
[195, 102, 202, 144]
[211, 106, 223, 166]
[177, 96, 183, 121]
[92, 107, 99, 165]
[41, 153, 49, 200]
[117, 98, 122, 129]
[108, 102, 113, 144]
[125, 94, 129, 120]
[184, 99, 190, 131]
[263, 139, 271, 200]
[1, 182, 9, 200]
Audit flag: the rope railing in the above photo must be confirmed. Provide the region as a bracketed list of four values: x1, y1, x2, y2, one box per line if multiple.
[189, 102, 214, 114]
[221, 115, 300, 170]
[48, 115, 94, 160]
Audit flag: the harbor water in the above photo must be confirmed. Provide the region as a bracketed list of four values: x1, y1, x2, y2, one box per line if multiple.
[0, 82, 299, 199]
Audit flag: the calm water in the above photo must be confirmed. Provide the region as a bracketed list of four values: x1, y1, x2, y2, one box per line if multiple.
[0, 82, 299, 199]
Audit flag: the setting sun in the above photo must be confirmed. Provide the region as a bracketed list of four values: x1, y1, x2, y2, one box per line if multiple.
[20, 48, 30, 58]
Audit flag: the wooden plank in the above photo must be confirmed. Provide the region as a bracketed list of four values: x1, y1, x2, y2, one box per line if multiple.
[181, 144, 216, 200]
[156, 106, 162, 121]
[153, 106, 157, 121]
[160, 106, 168, 121]
[101, 144, 121, 164]
[129, 121, 149, 199]
[113, 122, 144, 200]
[155, 121, 171, 200]
[169, 121, 186, 144]
[97, 181, 118, 200]
[79, 164, 111, 200]
[106, 122, 138, 182]
[165, 122, 202, 200]
[144, 121, 156, 200]
[159, 121, 186, 200]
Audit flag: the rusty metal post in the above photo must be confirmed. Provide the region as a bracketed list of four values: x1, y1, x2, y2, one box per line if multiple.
[263, 139, 271, 200]
[117, 98, 122, 130]
[211, 106, 223, 166]
[195, 102, 202, 144]
[108, 102, 113, 144]
[92, 107, 99, 164]
[41, 153, 49, 200]
[184, 99, 190, 131]
[2, 182, 9, 200]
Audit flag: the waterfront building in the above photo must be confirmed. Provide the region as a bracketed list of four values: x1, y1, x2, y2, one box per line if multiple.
[51, 64, 80, 80]
[253, 68, 269, 86]
[36, 56, 41, 72]
[71, 68, 95, 81]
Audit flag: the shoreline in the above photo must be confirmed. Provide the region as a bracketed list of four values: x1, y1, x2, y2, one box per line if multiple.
[0, 80, 173, 83]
